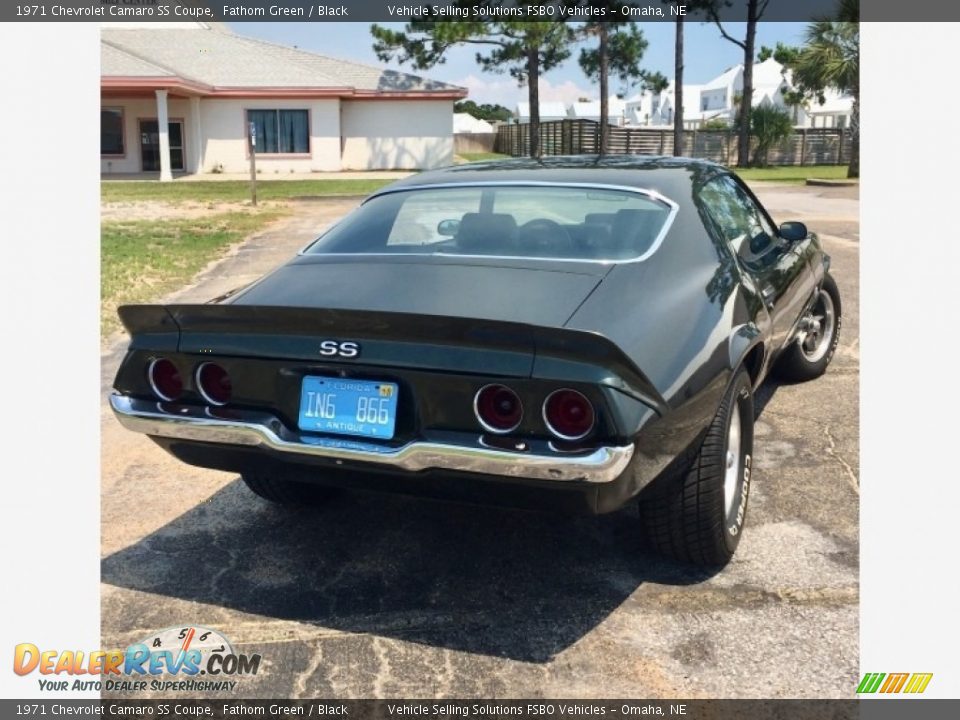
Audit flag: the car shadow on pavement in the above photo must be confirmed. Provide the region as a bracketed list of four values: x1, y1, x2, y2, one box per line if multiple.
[102, 480, 719, 663]
[753, 378, 782, 418]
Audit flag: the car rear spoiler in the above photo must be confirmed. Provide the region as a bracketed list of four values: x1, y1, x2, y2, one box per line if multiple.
[118, 304, 666, 412]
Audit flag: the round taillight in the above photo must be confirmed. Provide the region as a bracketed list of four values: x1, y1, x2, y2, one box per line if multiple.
[543, 389, 595, 441]
[148, 358, 183, 401]
[474, 384, 523, 434]
[196, 362, 232, 406]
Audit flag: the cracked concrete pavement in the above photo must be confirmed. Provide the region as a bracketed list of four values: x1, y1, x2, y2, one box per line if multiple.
[100, 183, 859, 699]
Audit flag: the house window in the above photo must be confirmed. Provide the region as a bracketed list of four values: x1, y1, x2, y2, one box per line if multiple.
[247, 109, 309, 154]
[101, 107, 124, 156]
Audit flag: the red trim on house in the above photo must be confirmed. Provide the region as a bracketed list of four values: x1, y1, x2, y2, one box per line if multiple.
[218, 88, 345, 99]
[101, 76, 209, 96]
[101, 77, 467, 101]
[350, 90, 469, 100]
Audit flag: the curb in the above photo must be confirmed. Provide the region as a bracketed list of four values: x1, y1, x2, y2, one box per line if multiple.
[806, 178, 858, 187]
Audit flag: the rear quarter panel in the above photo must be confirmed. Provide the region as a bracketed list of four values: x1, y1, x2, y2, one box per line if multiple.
[565, 208, 757, 460]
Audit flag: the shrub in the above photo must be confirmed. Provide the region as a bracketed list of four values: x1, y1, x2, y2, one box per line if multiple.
[750, 106, 794, 167]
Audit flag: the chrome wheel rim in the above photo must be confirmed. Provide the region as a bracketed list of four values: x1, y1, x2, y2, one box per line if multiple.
[724, 403, 742, 518]
[797, 289, 835, 363]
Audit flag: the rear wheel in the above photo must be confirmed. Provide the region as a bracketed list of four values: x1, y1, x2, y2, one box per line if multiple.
[776, 273, 842, 382]
[641, 368, 755, 567]
[241, 469, 338, 506]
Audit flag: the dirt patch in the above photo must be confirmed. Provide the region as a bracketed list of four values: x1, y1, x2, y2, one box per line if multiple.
[101, 200, 290, 222]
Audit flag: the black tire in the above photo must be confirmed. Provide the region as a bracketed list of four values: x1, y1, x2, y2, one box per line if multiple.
[241, 469, 338, 506]
[641, 368, 755, 567]
[776, 273, 842, 382]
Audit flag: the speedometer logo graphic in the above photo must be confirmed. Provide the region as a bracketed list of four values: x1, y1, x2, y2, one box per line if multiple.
[138, 625, 234, 673]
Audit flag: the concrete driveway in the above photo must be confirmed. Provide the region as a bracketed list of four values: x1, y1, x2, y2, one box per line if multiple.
[100, 184, 859, 698]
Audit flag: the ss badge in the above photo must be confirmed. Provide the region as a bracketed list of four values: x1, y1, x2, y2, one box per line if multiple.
[319, 340, 360, 358]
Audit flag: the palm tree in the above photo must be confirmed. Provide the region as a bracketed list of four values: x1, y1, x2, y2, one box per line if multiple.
[791, 0, 859, 177]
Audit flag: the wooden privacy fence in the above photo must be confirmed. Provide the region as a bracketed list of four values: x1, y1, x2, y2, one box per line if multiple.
[454, 132, 498, 154]
[496, 120, 852, 166]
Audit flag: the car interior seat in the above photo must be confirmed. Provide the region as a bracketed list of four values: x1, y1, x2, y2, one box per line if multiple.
[456, 213, 518, 254]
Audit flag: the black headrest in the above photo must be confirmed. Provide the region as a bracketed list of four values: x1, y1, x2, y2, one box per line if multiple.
[584, 213, 615, 227]
[456, 213, 518, 252]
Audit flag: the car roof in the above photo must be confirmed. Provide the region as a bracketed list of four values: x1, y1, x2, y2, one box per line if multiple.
[378, 155, 729, 202]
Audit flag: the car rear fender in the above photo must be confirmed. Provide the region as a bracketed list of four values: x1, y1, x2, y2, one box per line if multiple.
[728, 323, 766, 388]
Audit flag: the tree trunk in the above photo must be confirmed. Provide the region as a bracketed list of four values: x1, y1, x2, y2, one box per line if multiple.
[847, 88, 859, 178]
[673, 16, 684, 156]
[599, 24, 609, 155]
[737, 0, 758, 167]
[527, 47, 541, 158]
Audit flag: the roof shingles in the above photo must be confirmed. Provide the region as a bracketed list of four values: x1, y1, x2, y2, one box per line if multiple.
[101, 42, 175, 77]
[101, 28, 465, 95]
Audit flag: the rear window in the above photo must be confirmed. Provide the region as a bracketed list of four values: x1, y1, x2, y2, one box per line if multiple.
[305, 185, 675, 261]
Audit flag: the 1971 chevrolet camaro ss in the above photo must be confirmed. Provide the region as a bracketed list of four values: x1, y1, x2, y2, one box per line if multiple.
[111, 156, 840, 566]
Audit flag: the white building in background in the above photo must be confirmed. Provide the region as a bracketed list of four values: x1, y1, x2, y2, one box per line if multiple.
[624, 82, 704, 128]
[567, 97, 628, 125]
[515, 101, 568, 122]
[507, 57, 853, 133]
[689, 57, 853, 129]
[100, 22, 466, 178]
[804, 89, 855, 128]
[699, 65, 741, 118]
[453, 113, 495, 134]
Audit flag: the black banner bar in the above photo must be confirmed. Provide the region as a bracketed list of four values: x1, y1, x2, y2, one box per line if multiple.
[3, 0, 957, 24]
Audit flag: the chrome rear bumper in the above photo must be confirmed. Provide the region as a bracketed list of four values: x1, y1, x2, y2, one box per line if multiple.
[110, 395, 635, 484]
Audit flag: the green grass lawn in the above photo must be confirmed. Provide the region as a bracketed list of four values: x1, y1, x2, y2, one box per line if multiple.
[734, 165, 853, 183]
[101, 179, 392, 204]
[101, 210, 284, 336]
[456, 152, 511, 163]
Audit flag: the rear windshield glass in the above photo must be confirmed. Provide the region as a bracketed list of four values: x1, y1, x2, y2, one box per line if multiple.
[305, 185, 674, 261]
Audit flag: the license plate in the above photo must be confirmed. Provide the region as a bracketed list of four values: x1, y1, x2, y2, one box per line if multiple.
[298, 376, 398, 440]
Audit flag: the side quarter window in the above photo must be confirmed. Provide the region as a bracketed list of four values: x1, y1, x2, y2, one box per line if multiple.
[698, 176, 782, 271]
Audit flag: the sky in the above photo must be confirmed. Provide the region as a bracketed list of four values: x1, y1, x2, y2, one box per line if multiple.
[229, 21, 809, 107]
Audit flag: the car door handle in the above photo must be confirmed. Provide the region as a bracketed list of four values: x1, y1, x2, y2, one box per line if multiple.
[761, 285, 776, 301]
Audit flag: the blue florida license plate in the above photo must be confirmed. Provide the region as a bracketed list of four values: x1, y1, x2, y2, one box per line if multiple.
[298, 376, 399, 440]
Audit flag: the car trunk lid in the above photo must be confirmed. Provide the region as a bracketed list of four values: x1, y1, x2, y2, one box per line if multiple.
[227, 258, 605, 328]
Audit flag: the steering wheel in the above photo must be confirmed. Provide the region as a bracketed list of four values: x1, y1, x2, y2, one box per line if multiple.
[518, 219, 574, 256]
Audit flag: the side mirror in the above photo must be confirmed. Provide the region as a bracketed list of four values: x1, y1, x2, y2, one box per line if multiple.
[779, 221, 808, 243]
[437, 219, 460, 237]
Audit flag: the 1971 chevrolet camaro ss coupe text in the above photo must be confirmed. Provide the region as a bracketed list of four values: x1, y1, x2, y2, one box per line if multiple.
[111, 156, 841, 566]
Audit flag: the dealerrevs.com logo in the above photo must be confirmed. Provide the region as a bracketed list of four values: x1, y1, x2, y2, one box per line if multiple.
[13, 626, 261, 693]
[857, 672, 933, 695]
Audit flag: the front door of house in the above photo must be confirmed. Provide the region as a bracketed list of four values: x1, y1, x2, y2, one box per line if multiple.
[139, 120, 184, 172]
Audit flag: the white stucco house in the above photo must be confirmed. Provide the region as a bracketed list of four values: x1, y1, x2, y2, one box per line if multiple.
[100, 23, 466, 179]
